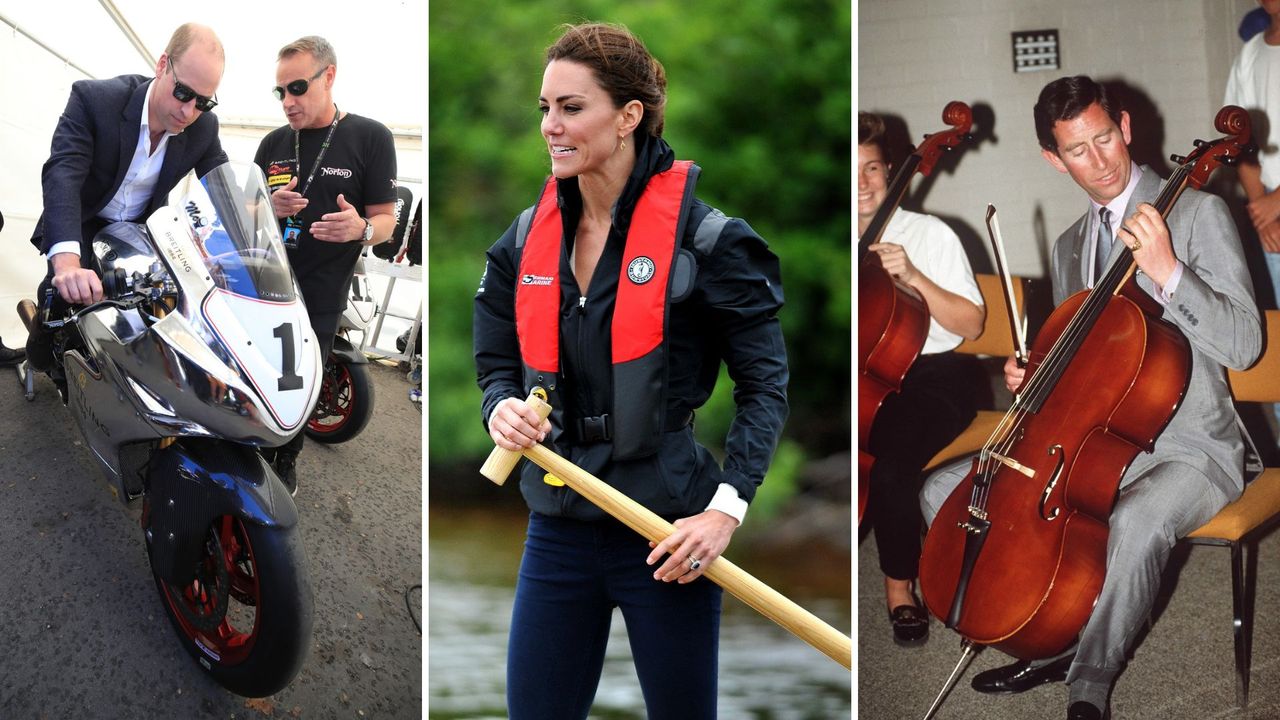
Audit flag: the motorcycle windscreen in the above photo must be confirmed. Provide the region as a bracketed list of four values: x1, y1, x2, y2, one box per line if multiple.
[167, 162, 295, 303]
[153, 162, 321, 434]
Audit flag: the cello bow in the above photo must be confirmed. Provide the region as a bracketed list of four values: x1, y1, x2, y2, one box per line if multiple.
[984, 204, 1028, 368]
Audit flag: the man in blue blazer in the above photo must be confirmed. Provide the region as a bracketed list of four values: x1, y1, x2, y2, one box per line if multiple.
[26, 22, 228, 370]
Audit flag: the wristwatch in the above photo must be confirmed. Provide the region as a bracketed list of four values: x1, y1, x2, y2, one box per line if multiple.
[360, 218, 374, 243]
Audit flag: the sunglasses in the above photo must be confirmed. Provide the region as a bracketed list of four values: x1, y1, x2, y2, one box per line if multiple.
[273, 66, 330, 101]
[168, 59, 219, 112]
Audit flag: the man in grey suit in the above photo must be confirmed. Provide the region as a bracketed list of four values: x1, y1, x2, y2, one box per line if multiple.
[25, 22, 227, 371]
[919, 75, 1262, 720]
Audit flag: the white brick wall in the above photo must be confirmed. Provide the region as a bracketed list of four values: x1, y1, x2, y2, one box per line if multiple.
[859, 0, 1254, 280]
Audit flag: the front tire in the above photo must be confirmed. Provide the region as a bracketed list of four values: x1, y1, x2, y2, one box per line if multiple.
[305, 358, 375, 443]
[148, 514, 313, 697]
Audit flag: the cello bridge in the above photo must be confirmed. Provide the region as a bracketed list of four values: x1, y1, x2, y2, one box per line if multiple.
[989, 451, 1036, 478]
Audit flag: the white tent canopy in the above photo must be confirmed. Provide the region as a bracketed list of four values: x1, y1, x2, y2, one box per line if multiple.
[0, 0, 424, 344]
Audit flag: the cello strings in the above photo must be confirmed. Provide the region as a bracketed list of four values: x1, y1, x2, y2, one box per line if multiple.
[1015, 162, 1188, 409]
[965, 160, 1193, 514]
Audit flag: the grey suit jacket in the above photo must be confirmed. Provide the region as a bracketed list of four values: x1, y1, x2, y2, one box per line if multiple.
[1050, 165, 1261, 500]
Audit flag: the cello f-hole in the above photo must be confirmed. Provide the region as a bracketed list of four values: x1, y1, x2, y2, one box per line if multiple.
[1039, 444, 1065, 521]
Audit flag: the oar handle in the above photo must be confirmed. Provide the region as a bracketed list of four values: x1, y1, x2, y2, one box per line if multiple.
[522, 442, 852, 669]
[479, 389, 552, 486]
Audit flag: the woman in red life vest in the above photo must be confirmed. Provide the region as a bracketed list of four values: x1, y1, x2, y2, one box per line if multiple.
[473, 22, 788, 719]
[859, 111, 985, 645]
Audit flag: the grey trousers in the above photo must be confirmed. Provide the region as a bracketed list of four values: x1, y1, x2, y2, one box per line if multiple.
[920, 455, 1230, 706]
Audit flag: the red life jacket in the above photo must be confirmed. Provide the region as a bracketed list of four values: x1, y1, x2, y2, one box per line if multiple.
[515, 160, 699, 459]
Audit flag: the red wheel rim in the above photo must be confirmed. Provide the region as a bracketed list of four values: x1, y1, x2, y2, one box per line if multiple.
[160, 516, 261, 665]
[308, 364, 354, 433]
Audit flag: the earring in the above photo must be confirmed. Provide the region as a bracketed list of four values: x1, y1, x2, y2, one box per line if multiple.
[620, 138, 627, 151]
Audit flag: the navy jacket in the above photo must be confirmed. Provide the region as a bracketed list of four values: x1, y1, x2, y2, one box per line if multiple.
[31, 74, 227, 256]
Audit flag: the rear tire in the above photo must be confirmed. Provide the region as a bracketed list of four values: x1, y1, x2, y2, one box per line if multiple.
[305, 358, 375, 443]
[148, 514, 313, 697]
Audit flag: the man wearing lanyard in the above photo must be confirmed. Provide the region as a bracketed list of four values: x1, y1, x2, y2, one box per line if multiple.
[26, 23, 227, 376]
[254, 35, 398, 495]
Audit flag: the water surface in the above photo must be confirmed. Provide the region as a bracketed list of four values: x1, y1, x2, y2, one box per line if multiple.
[429, 505, 851, 719]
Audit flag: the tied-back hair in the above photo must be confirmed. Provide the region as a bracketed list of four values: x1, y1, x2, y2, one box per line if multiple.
[277, 35, 338, 68]
[1034, 75, 1124, 153]
[546, 22, 667, 137]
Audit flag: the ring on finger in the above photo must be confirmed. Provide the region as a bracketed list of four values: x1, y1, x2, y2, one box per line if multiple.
[688, 556, 701, 571]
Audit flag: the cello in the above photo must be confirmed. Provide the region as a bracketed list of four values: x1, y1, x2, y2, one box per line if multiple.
[858, 101, 973, 523]
[917, 106, 1250, 663]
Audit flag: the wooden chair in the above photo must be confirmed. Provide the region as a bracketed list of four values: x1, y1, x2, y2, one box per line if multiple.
[1180, 308, 1280, 708]
[922, 273, 1026, 472]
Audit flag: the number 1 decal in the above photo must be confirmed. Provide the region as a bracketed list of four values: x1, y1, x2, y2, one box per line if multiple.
[274, 322, 304, 391]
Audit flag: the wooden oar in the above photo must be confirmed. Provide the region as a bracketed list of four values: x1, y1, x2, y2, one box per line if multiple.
[481, 390, 852, 670]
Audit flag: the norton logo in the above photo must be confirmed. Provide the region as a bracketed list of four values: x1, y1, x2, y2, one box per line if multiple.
[320, 166, 353, 179]
[627, 256, 656, 285]
[521, 274, 554, 286]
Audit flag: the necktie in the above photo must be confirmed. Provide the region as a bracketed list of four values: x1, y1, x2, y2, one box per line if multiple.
[1095, 207, 1113, 283]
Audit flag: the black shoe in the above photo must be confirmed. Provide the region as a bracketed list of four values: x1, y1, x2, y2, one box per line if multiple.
[24, 329, 53, 372]
[274, 452, 298, 496]
[971, 654, 1072, 694]
[1068, 701, 1107, 720]
[889, 603, 928, 646]
[0, 338, 25, 366]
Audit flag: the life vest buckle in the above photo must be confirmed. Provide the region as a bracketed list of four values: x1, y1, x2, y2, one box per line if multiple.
[576, 414, 613, 443]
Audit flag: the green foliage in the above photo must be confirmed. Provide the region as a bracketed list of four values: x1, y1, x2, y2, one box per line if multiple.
[744, 438, 804, 521]
[428, 0, 851, 466]
[427, 253, 492, 458]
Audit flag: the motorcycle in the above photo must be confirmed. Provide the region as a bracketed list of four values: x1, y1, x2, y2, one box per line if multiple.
[18, 162, 318, 697]
[304, 258, 376, 444]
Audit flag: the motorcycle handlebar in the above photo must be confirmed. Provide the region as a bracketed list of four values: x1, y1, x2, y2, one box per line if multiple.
[42, 270, 177, 331]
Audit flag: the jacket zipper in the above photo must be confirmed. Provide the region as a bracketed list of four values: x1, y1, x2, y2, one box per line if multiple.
[576, 294, 594, 413]
[560, 294, 591, 516]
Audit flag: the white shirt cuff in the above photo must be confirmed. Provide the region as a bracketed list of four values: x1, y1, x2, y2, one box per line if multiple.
[48, 242, 81, 258]
[705, 483, 747, 525]
[1155, 261, 1184, 304]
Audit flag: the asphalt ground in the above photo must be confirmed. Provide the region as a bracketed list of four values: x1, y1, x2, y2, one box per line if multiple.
[0, 360, 422, 718]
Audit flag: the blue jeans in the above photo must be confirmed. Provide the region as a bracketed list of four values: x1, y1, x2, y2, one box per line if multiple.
[506, 512, 723, 720]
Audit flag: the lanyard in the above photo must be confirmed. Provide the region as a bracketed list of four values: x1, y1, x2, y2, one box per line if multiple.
[292, 104, 341, 209]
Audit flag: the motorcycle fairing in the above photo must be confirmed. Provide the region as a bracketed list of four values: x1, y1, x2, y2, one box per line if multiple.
[63, 345, 161, 490]
[69, 163, 324, 500]
[146, 165, 320, 435]
[67, 303, 280, 496]
[201, 289, 319, 431]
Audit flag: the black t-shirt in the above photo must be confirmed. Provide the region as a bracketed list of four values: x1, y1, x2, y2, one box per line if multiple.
[254, 112, 397, 313]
